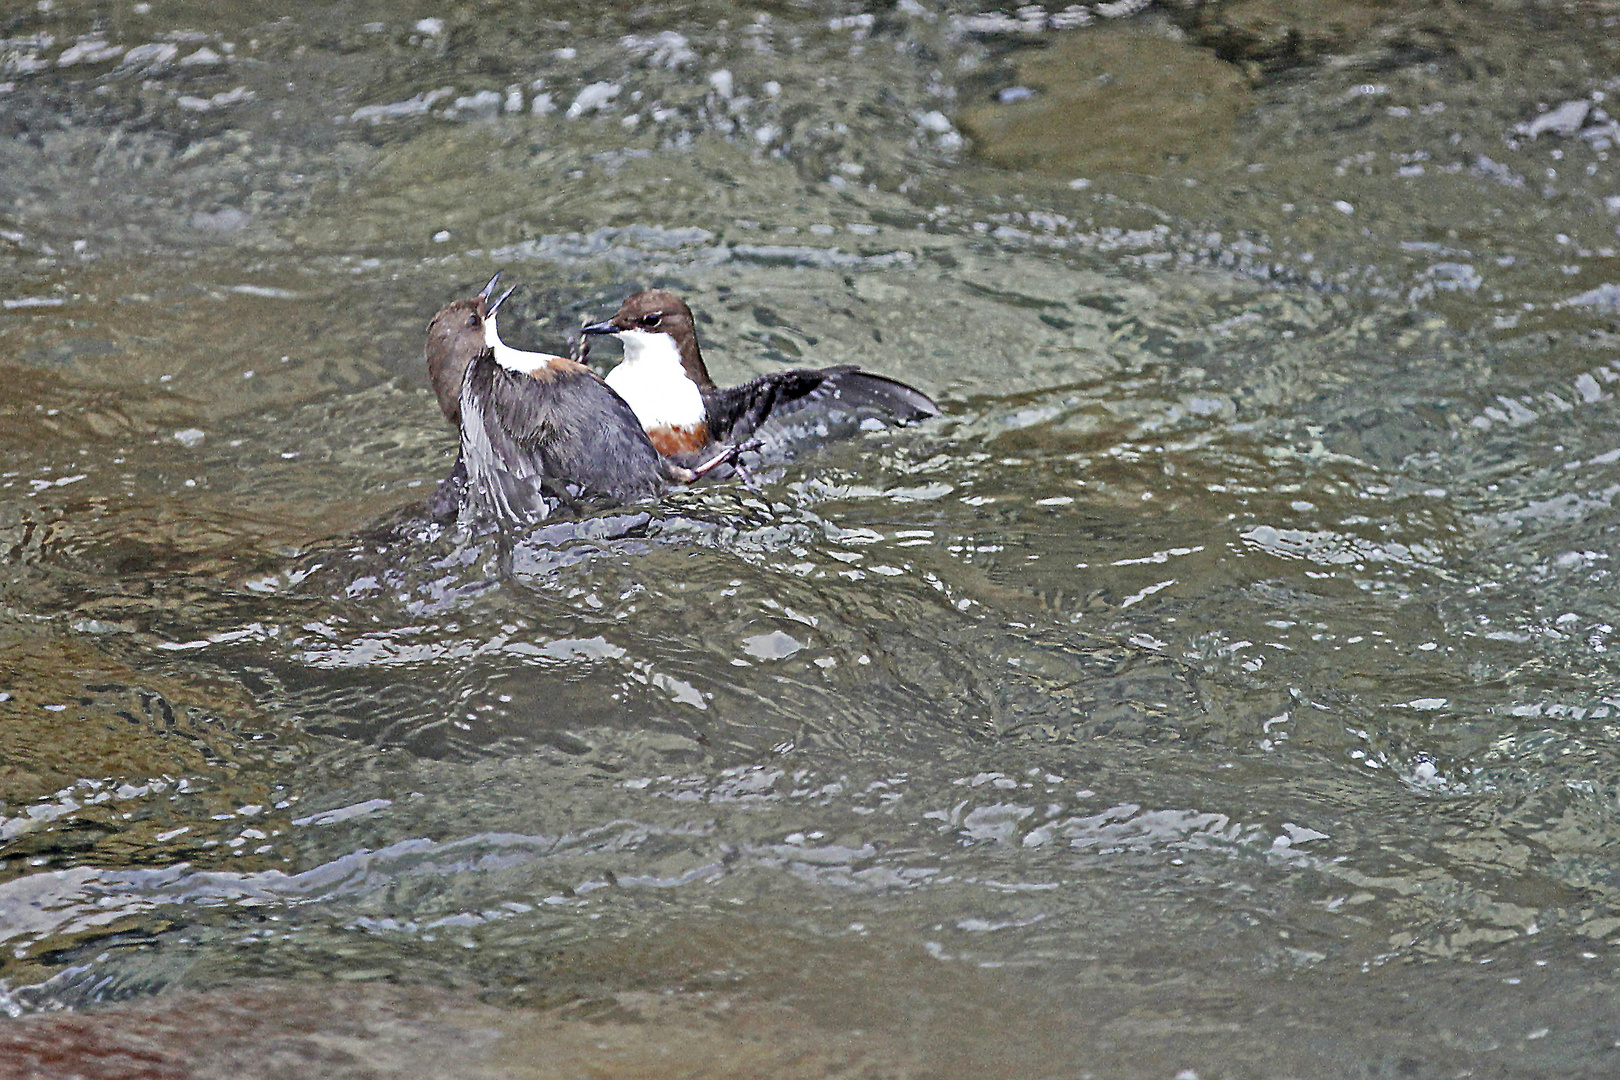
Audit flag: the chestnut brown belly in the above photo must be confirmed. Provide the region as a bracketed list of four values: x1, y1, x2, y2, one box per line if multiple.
[647, 423, 711, 456]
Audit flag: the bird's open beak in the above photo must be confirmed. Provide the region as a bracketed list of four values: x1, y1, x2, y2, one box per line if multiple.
[478, 271, 502, 302]
[487, 284, 518, 318]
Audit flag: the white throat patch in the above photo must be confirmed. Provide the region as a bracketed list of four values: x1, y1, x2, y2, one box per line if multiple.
[484, 313, 565, 375]
[604, 328, 706, 430]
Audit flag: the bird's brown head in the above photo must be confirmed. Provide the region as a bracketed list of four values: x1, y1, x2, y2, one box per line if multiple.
[581, 288, 711, 387]
[423, 274, 501, 426]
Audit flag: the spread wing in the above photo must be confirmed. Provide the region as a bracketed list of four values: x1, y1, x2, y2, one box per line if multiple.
[704, 366, 940, 443]
[458, 355, 668, 525]
[458, 357, 559, 524]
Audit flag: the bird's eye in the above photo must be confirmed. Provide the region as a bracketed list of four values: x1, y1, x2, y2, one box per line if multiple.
[639, 313, 662, 328]
[466, 313, 480, 328]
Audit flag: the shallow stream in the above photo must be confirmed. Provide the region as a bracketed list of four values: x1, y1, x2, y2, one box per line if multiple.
[5, 2, 1620, 1076]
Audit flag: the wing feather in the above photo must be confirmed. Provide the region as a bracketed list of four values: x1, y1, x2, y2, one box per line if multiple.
[458, 355, 668, 524]
[704, 366, 939, 442]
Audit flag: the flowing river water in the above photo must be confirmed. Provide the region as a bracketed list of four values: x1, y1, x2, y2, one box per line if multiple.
[4, 1, 1620, 1076]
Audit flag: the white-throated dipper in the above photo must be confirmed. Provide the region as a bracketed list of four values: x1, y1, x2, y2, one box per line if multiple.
[432, 278, 743, 525]
[581, 289, 940, 466]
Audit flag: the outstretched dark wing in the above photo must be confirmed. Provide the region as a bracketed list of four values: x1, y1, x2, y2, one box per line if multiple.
[458, 357, 559, 524]
[458, 355, 670, 525]
[703, 366, 940, 443]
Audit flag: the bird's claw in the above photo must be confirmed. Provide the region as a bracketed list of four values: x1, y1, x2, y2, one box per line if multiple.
[688, 438, 762, 479]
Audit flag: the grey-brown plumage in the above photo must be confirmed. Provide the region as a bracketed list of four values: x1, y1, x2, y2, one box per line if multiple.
[582, 289, 941, 465]
[425, 277, 743, 526]
[456, 347, 671, 524]
[425, 273, 502, 429]
[422, 275, 503, 518]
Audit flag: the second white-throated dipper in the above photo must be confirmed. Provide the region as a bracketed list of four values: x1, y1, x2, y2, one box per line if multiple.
[428, 277, 743, 525]
[581, 289, 940, 465]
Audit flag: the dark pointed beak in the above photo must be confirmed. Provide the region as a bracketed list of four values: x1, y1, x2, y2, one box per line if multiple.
[581, 319, 621, 336]
[487, 284, 517, 318]
[478, 271, 501, 302]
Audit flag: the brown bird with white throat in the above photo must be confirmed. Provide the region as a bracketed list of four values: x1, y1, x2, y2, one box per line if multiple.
[581, 289, 939, 468]
[422, 275, 742, 525]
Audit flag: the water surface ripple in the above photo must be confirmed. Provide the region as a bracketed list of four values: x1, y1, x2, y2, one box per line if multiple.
[5, 1, 1620, 1076]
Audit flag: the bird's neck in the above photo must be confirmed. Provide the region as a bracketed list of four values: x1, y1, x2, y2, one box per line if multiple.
[485, 316, 566, 374]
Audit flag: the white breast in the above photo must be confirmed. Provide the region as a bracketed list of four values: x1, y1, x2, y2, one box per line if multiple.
[604, 328, 706, 430]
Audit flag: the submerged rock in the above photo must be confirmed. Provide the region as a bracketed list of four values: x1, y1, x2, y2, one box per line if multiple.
[957, 23, 1250, 177]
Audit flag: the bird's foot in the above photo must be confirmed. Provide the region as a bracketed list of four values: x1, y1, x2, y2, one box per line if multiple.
[690, 438, 762, 479]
